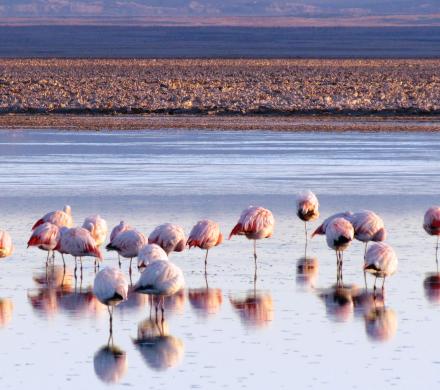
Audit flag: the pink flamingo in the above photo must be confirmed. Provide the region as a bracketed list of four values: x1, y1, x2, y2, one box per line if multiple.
[423, 206, 440, 265]
[83, 215, 108, 247]
[27, 222, 62, 265]
[0, 230, 14, 259]
[187, 220, 223, 273]
[56, 227, 103, 271]
[325, 217, 354, 284]
[348, 210, 387, 255]
[148, 223, 186, 256]
[364, 242, 398, 292]
[312, 211, 353, 237]
[229, 206, 274, 264]
[296, 190, 319, 241]
[137, 244, 168, 270]
[109, 221, 133, 266]
[32, 205, 73, 230]
[106, 229, 146, 271]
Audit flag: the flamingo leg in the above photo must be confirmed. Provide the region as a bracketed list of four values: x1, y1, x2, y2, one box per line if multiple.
[304, 221, 308, 250]
[161, 296, 165, 320]
[118, 255, 121, 269]
[364, 242, 368, 259]
[436, 236, 439, 271]
[373, 275, 377, 292]
[364, 270, 368, 290]
[253, 240, 257, 262]
[382, 276, 386, 292]
[108, 306, 113, 341]
[204, 250, 209, 274]
[46, 251, 50, 266]
[61, 253, 66, 268]
[149, 295, 152, 319]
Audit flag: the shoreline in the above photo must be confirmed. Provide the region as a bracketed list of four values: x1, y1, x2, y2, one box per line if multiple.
[1, 114, 439, 131]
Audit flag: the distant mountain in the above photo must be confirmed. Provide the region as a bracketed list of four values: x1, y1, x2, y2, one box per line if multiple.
[0, 1, 439, 25]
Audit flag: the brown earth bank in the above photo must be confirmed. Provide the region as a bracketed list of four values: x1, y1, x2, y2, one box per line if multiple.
[1, 114, 439, 131]
[0, 59, 439, 118]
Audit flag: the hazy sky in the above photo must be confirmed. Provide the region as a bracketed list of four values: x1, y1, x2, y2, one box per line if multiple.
[0, 1, 439, 25]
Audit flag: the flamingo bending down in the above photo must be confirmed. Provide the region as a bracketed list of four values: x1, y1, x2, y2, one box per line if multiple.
[83, 215, 108, 247]
[0, 230, 14, 259]
[56, 227, 103, 270]
[32, 205, 73, 230]
[348, 210, 387, 255]
[109, 221, 133, 266]
[93, 267, 128, 338]
[229, 206, 274, 262]
[296, 190, 319, 241]
[423, 206, 440, 264]
[106, 229, 146, 270]
[27, 222, 62, 264]
[148, 223, 186, 256]
[138, 244, 169, 269]
[134, 260, 185, 319]
[325, 217, 354, 284]
[187, 220, 223, 273]
[312, 211, 353, 237]
[364, 242, 398, 291]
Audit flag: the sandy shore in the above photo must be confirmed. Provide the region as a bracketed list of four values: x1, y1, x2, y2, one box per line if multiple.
[1, 114, 439, 131]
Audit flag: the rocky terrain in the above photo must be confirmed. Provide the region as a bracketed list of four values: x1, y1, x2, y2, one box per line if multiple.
[0, 59, 439, 116]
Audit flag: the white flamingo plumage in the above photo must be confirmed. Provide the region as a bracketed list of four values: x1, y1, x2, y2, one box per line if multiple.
[325, 217, 354, 284]
[229, 206, 274, 261]
[83, 215, 108, 247]
[56, 227, 103, 269]
[0, 230, 14, 259]
[32, 205, 73, 230]
[137, 244, 169, 269]
[148, 223, 186, 256]
[187, 219, 223, 272]
[312, 211, 353, 237]
[348, 210, 387, 255]
[296, 190, 319, 242]
[110, 221, 133, 243]
[134, 260, 185, 318]
[364, 242, 398, 291]
[423, 206, 440, 264]
[106, 229, 146, 270]
[93, 267, 128, 337]
[27, 222, 61, 264]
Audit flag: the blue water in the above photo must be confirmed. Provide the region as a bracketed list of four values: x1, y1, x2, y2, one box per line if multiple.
[1, 26, 439, 58]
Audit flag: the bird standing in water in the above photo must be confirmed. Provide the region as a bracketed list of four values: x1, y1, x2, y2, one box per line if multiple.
[364, 242, 398, 292]
[423, 206, 440, 267]
[296, 190, 319, 245]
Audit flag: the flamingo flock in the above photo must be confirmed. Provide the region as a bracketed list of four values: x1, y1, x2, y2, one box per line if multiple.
[0, 195, 438, 346]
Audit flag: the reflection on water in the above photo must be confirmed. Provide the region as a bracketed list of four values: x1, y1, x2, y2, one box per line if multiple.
[94, 345, 128, 384]
[116, 287, 148, 313]
[364, 307, 398, 342]
[230, 291, 273, 328]
[133, 319, 184, 371]
[319, 285, 358, 322]
[296, 256, 319, 289]
[0, 299, 13, 327]
[188, 288, 223, 317]
[423, 273, 440, 303]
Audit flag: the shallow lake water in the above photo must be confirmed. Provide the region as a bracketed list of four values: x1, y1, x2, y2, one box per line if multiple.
[0, 129, 439, 389]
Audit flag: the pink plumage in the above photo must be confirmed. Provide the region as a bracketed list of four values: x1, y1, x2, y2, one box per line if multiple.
[296, 190, 319, 222]
[423, 206, 440, 236]
[106, 229, 146, 259]
[187, 220, 223, 250]
[32, 205, 73, 230]
[57, 227, 103, 260]
[348, 210, 387, 243]
[110, 221, 133, 243]
[364, 242, 398, 278]
[148, 223, 186, 255]
[27, 222, 60, 251]
[82, 215, 108, 247]
[325, 217, 354, 252]
[0, 230, 14, 258]
[229, 206, 274, 240]
[312, 211, 352, 237]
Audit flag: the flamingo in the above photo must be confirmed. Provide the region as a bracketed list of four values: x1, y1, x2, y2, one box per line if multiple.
[137, 244, 168, 270]
[348, 210, 387, 256]
[27, 222, 62, 265]
[229, 206, 274, 263]
[109, 221, 133, 266]
[187, 219, 223, 273]
[296, 190, 319, 242]
[83, 215, 108, 247]
[106, 229, 146, 271]
[423, 206, 440, 265]
[312, 211, 352, 237]
[364, 242, 398, 292]
[56, 227, 103, 271]
[0, 230, 14, 259]
[325, 217, 354, 284]
[93, 267, 128, 340]
[32, 205, 73, 230]
[148, 223, 186, 256]
[134, 260, 185, 319]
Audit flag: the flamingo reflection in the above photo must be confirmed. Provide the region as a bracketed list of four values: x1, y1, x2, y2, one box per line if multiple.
[424, 273, 440, 303]
[364, 306, 397, 342]
[230, 292, 273, 328]
[296, 256, 319, 289]
[93, 345, 128, 384]
[133, 318, 184, 371]
[318, 285, 359, 322]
